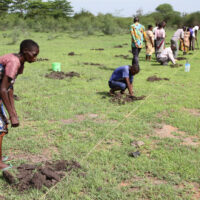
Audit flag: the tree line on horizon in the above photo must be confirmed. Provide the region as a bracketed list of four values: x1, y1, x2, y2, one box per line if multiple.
[0, 1, 199, 35]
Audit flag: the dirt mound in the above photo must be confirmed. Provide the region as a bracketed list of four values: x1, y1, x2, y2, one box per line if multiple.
[68, 52, 81, 56]
[45, 71, 80, 80]
[176, 57, 186, 60]
[114, 55, 129, 59]
[90, 48, 104, 51]
[110, 93, 145, 105]
[170, 64, 183, 68]
[36, 58, 49, 62]
[147, 75, 169, 82]
[3, 160, 81, 191]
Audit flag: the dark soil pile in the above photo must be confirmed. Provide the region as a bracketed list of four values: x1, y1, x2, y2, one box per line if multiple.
[68, 52, 75, 56]
[114, 55, 129, 59]
[147, 75, 169, 82]
[170, 64, 183, 68]
[68, 52, 81, 56]
[176, 57, 186, 60]
[90, 48, 104, 51]
[45, 71, 80, 79]
[110, 93, 145, 105]
[3, 160, 81, 191]
[36, 58, 49, 62]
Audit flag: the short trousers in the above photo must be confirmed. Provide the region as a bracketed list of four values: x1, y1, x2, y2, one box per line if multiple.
[0, 103, 8, 135]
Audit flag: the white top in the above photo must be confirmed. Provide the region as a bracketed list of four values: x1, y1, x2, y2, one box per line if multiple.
[153, 26, 158, 35]
[171, 29, 184, 41]
[155, 28, 165, 40]
[192, 26, 199, 37]
[158, 47, 176, 64]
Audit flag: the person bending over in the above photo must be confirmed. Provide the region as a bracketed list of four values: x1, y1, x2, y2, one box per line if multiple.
[108, 65, 140, 97]
[157, 44, 176, 66]
[0, 39, 39, 170]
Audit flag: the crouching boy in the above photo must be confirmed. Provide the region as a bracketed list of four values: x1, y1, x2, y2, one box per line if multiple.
[108, 65, 140, 97]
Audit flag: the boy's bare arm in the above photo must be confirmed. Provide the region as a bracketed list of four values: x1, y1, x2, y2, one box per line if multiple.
[125, 77, 134, 96]
[0, 75, 19, 127]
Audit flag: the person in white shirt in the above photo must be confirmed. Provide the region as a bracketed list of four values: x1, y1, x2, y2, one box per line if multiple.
[191, 25, 199, 50]
[170, 26, 186, 58]
[157, 44, 177, 66]
[154, 22, 166, 58]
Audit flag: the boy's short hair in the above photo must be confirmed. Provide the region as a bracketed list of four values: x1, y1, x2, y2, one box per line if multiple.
[131, 64, 140, 73]
[20, 39, 39, 53]
[148, 25, 153, 29]
[134, 17, 139, 23]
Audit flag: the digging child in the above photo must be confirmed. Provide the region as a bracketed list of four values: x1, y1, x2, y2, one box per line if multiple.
[0, 39, 39, 170]
[108, 65, 140, 98]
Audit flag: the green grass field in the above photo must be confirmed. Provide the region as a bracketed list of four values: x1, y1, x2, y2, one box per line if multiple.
[0, 30, 200, 200]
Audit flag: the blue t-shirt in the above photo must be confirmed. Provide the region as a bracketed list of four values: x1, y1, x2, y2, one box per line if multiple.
[109, 65, 133, 83]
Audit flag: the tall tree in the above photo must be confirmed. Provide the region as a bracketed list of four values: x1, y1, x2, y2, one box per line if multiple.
[0, 0, 12, 14]
[10, 0, 28, 16]
[48, 0, 73, 18]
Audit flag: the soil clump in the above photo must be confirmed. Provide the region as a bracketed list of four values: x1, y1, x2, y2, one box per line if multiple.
[176, 57, 186, 60]
[68, 52, 81, 56]
[45, 71, 80, 80]
[3, 160, 81, 191]
[147, 75, 169, 82]
[110, 93, 145, 105]
[36, 58, 49, 62]
[90, 48, 104, 51]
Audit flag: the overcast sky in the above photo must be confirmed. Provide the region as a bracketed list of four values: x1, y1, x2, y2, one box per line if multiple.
[70, 0, 200, 17]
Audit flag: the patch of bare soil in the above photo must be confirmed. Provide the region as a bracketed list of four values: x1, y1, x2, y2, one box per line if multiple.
[36, 58, 49, 62]
[176, 57, 186, 60]
[110, 93, 145, 105]
[114, 55, 129, 59]
[61, 113, 108, 125]
[45, 71, 80, 80]
[170, 64, 183, 68]
[155, 124, 199, 146]
[90, 48, 104, 51]
[147, 75, 169, 82]
[155, 124, 185, 139]
[3, 160, 81, 191]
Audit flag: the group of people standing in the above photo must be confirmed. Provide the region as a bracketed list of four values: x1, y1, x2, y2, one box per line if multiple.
[130, 17, 199, 66]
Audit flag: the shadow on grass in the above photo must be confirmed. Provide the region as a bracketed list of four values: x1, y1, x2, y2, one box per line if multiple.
[96, 91, 110, 99]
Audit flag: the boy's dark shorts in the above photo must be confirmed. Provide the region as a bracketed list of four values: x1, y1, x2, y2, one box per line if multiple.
[0, 103, 8, 135]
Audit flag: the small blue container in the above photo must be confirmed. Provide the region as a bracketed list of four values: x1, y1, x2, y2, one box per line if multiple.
[185, 61, 190, 72]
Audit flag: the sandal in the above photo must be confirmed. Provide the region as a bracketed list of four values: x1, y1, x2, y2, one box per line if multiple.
[2, 164, 13, 171]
